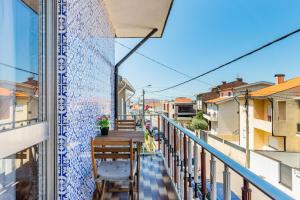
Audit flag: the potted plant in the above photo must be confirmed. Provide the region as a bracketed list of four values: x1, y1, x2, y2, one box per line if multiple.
[96, 115, 110, 136]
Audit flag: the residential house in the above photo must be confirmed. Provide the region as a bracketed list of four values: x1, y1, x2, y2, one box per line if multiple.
[162, 100, 175, 119]
[117, 76, 135, 119]
[0, 78, 39, 131]
[204, 80, 272, 142]
[163, 97, 196, 124]
[239, 75, 300, 152]
[197, 78, 247, 113]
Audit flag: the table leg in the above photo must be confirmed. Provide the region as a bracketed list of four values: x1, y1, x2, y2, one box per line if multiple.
[137, 142, 141, 199]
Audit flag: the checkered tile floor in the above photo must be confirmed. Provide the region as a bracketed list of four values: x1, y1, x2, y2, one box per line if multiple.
[93, 154, 178, 200]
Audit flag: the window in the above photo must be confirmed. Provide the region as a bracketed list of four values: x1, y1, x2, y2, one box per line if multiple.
[0, 0, 45, 132]
[0, 1, 48, 199]
[297, 123, 300, 133]
[0, 143, 45, 199]
[278, 101, 286, 120]
[228, 92, 232, 96]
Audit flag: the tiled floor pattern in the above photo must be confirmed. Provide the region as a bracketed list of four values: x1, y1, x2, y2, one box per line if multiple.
[93, 154, 178, 200]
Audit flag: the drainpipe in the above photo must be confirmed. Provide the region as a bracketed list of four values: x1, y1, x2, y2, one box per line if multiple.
[267, 98, 274, 136]
[114, 28, 158, 120]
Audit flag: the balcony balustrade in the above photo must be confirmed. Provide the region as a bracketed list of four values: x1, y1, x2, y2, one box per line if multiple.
[253, 118, 272, 133]
[108, 114, 293, 200]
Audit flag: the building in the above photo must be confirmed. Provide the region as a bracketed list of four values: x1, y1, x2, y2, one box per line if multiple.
[239, 75, 300, 152]
[0, 78, 39, 131]
[117, 76, 135, 119]
[163, 97, 196, 125]
[197, 78, 247, 113]
[0, 1, 295, 199]
[204, 81, 272, 141]
[163, 100, 175, 119]
[0, 0, 173, 199]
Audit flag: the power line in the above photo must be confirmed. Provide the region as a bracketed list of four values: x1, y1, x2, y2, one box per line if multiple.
[150, 28, 300, 93]
[115, 41, 214, 87]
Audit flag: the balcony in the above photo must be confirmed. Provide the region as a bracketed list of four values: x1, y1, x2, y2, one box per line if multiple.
[100, 114, 293, 200]
[253, 118, 272, 133]
[204, 112, 218, 121]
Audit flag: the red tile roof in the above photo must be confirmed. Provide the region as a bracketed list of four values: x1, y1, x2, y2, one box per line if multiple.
[175, 97, 193, 103]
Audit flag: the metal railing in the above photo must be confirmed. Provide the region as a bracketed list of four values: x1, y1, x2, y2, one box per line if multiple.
[0, 118, 38, 132]
[117, 113, 293, 199]
[157, 114, 293, 200]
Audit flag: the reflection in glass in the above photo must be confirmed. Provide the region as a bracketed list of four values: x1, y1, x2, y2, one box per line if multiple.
[0, 0, 40, 132]
[0, 144, 44, 200]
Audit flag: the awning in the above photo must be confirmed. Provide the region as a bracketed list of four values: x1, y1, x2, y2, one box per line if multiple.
[104, 0, 173, 38]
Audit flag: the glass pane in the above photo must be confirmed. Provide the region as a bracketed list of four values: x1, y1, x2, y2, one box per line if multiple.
[0, 0, 42, 132]
[0, 143, 45, 200]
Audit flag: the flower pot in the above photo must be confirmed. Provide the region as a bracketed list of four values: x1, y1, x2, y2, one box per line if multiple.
[101, 127, 109, 136]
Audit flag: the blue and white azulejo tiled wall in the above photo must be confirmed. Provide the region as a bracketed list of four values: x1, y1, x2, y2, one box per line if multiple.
[57, 0, 115, 199]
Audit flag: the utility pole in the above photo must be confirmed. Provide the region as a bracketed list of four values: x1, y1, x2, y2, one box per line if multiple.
[142, 89, 145, 130]
[245, 89, 250, 168]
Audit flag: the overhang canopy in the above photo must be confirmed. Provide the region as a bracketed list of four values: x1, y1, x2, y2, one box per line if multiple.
[104, 0, 173, 38]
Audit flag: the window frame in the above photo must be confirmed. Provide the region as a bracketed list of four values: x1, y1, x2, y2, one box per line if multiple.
[0, 0, 56, 199]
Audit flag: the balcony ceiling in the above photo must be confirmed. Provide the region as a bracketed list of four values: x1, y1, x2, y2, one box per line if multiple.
[103, 0, 173, 38]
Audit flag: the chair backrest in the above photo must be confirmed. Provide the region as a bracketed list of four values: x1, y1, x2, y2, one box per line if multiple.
[91, 138, 134, 180]
[115, 119, 136, 131]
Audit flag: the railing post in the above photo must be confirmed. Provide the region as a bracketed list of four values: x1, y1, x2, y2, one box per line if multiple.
[180, 132, 184, 199]
[163, 119, 166, 158]
[168, 122, 170, 170]
[183, 134, 188, 200]
[188, 137, 193, 200]
[174, 127, 177, 185]
[158, 115, 160, 151]
[170, 125, 173, 178]
[223, 165, 231, 200]
[194, 131, 199, 199]
[201, 147, 207, 199]
[242, 179, 252, 200]
[210, 155, 217, 200]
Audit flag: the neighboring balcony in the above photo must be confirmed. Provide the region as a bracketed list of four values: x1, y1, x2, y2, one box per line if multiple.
[253, 118, 272, 133]
[203, 112, 218, 121]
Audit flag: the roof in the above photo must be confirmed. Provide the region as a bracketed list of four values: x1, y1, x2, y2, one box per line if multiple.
[104, 0, 173, 38]
[0, 88, 28, 97]
[197, 78, 247, 100]
[197, 91, 219, 102]
[251, 77, 300, 97]
[217, 80, 247, 91]
[118, 77, 135, 93]
[205, 97, 231, 104]
[175, 97, 193, 103]
[233, 81, 273, 90]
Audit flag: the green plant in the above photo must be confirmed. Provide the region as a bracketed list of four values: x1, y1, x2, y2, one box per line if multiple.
[189, 117, 208, 131]
[96, 115, 110, 128]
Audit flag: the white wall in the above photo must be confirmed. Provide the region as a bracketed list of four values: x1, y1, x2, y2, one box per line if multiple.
[217, 100, 239, 135]
[250, 151, 280, 183]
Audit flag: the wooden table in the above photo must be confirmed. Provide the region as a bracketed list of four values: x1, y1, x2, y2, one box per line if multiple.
[95, 130, 144, 196]
[95, 130, 144, 143]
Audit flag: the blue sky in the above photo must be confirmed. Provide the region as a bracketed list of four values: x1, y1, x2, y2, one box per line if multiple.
[115, 0, 300, 100]
[0, 0, 38, 83]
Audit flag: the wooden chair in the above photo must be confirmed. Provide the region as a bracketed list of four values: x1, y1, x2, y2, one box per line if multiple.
[115, 119, 136, 131]
[91, 138, 137, 199]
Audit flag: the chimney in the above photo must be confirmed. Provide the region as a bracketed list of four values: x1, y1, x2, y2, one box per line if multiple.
[274, 74, 285, 84]
[222, 81, 226, 85]
[236, 77, 243, 82]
